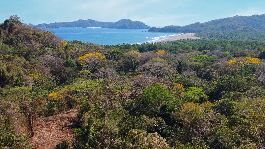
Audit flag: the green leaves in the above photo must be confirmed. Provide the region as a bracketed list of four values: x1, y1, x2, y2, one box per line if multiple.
[184, 87, 208, 103]
[143, 84, 175, 106]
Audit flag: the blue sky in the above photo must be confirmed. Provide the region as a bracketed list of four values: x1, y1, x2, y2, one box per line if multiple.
[1, 0, 265, 26]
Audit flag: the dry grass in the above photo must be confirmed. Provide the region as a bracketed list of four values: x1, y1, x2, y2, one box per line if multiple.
[29, 109, 78, 149]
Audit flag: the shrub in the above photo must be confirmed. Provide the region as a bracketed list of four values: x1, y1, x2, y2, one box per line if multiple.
[0, 129, 28, 149]
[127, 84, 179, 117]
[90, 67, 118, 79]
[78, 51, 106, 73]
[210, 75, 253, 100]
[118, 50, 141, 72]
[0, 57, 27, 87]
[174, 73, 206, 88]
[193, 54, 218, 65]
[106, 49, 123, 61]
[214, 99, 237, 117]
[244, 86, 265, 99]
[55, 140, 70, 149]
[175, 139, 209, 149]
[259, 51, 265, 59]
[138, 58, 176, 79]
[173, 83, 185, 92]
[209, 125, 240, 149]
[39, 54, 74, 84]
[73, 107, 125, 149]
[184, 87, 208, 103]
[173, 102, 219, 143]
[126, 129, 170, 149]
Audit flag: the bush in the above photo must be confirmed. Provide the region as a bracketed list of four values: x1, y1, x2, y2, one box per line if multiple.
[118, 50, 141, 72]
[209, 125, 240, 149]
[106, 48, 123, 61]
[39, 54, 75, 84]
[127, 84, 179, 117]
[73, 107, 124, 148]
[0, 130, 28, 149]
[210, 75, 253, 100]
[125, 129, 170, 149]
[138, 58, 176, 79]
[214, 99, 237, 116]
[173, 102, 219, 142]
[78, 52, 106, 73]
[55, 141, 70, 149]
[0, 57, 27, 87]
[184, 87, 208, 103]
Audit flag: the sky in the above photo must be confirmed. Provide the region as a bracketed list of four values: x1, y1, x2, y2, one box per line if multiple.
[1, 0, 265, 27]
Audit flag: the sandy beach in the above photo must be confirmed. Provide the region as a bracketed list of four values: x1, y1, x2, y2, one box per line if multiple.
[149, 33, 200, 43]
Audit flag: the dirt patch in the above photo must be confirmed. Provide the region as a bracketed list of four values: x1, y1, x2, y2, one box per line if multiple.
[29, 109, 79, 149]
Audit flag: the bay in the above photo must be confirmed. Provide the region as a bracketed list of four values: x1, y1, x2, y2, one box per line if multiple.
[47, 27, 176, 45]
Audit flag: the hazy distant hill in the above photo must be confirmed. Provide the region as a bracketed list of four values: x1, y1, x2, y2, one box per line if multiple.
[149, 14, 265, 40]
[36, 19, 150, 29]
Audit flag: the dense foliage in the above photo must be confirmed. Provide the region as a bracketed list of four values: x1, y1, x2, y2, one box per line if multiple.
[1, 17, 265, 149]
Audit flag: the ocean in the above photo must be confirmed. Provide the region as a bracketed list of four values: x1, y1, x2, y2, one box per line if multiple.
[47, 27, 176, 45]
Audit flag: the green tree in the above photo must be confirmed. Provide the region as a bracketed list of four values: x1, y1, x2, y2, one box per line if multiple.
[184, 87, 208, 103]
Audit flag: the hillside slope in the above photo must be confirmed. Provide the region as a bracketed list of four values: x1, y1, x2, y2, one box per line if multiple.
[1, 17, 265, 149]
[149, 14, 265, 40]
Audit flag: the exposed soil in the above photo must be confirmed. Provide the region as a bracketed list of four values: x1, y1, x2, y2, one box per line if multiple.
[29, 109, 79, 149]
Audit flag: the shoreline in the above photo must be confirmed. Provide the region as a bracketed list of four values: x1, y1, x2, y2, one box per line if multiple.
[148, 33, 200, 43]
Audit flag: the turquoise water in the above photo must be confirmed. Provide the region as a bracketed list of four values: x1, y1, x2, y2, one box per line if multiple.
[47, 27, 176, 45]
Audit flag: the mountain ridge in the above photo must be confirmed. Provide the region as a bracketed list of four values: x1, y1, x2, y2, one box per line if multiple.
[149, 14, 265, 32]
[36, 19, 150, 29]
[148, 14, 265, 40]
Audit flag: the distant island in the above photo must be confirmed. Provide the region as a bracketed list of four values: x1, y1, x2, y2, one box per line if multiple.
[149, 14, 265, 41]
[36, 19, 150, 29]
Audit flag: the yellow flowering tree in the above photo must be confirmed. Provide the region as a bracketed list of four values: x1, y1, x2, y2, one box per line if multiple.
[79, 51, 106, 72]
[174, 83, 185, 92]
[155, 49, 166, 56]
[245, 57, 261, 64]
[48, 91, 62, 100]
[79, 51, 106, 62]
[227, 59, 237, 65]
[227, 57, 261, 65]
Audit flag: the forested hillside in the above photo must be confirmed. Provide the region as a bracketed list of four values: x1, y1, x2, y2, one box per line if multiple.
[149, 14, 265, 41]
[1, 17, 265, 148]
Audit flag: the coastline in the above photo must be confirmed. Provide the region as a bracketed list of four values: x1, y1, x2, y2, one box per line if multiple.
[149, 33, 200, 43]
